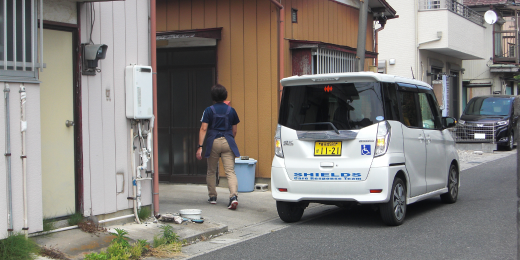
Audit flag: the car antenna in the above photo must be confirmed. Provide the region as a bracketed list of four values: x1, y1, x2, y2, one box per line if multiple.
[411, 67, 415, 79]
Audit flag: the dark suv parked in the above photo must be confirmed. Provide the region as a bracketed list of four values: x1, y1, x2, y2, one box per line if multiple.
[455, 95, 518, 150]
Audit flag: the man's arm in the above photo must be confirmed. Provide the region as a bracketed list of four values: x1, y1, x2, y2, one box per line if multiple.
[232, 124, 237, 138]
[196, 122, 208, 160]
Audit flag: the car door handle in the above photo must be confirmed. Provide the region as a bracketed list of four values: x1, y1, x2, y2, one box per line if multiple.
[426, 135, 432, 144]
[418, 135, 425, 143]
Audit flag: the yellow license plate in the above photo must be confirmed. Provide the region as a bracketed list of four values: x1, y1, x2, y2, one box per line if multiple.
[314, 141, 342, 156]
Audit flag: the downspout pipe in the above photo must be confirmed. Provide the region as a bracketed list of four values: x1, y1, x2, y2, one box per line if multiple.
[4, 83, 13, 236]
[150, 0, 159, 216]
[270, 0, 284, 99]
[374, 19, 386, 71]
[355, 0, 369, 72]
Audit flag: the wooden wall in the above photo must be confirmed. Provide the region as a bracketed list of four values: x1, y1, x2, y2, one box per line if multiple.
[156, 0, 374, 178]
[283, 0, 374, 76]
[80, 0, 151, 216]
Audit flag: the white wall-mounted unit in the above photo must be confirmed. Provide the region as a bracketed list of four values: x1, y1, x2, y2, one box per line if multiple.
[125, 65, 153, 119]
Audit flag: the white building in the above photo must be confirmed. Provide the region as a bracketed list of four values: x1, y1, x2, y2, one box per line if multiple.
[0, 0, 154, 239]
[462, 0, 520, 109]
[378, 0, 486, 119]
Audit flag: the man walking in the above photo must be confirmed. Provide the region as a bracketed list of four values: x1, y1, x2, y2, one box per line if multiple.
[196, 84, 240, 210]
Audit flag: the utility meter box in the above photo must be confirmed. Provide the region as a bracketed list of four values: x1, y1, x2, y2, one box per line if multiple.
[126, 65, 153, 119]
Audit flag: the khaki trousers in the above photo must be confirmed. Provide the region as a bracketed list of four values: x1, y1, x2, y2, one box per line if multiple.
[207, 137, 238, 198]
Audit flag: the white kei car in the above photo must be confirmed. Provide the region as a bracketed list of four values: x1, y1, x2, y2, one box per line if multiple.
[271, 72, 459, 226]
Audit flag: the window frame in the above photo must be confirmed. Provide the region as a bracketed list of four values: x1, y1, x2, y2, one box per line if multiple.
[0, 0, 42, 83]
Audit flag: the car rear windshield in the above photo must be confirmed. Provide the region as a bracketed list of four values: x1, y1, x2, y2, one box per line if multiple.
[278, 82, 384, 131]
[464, 97, 512, 116]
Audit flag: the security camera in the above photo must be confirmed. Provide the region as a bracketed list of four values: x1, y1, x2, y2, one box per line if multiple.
[84, 44, 108, 68]
[82, 44, 108, 75]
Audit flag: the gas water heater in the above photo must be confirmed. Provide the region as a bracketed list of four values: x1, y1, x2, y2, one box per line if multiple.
[125, 65, 153, 119]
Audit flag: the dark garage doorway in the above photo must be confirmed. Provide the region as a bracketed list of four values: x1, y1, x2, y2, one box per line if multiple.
[157, 47, 216, 183]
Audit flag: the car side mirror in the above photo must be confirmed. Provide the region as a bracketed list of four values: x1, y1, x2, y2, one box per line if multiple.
[442, 117, 457, 128]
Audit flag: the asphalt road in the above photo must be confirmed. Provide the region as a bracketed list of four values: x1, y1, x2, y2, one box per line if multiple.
[190, 154, 517, 260]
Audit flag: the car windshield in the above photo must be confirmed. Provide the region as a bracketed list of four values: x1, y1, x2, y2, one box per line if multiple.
[278, 82, 384, 131]
[464, 97, 511, 116]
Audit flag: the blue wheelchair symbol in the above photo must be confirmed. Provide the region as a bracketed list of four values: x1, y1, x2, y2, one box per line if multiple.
[361, 145, 371, 155]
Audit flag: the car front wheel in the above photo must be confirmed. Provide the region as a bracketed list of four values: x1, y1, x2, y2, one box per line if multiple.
[440, 164, 459, 203]
[276, 201, 305, 223]
[380, 177, 406, 226]
[506, 132, 514, 151]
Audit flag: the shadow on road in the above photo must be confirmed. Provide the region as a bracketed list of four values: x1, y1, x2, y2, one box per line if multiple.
[299, 197, 448, 227]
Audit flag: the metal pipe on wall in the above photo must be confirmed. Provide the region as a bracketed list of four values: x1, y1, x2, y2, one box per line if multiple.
[4, 83, 12, 235]
[355, 0, 369, 72]
[20, 85, 28, 237]
[150, 0, 159, 217]
[270, 0, 284, 99]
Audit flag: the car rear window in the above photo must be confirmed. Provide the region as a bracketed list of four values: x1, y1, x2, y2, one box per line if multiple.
[464, 97, 512, 116]
[278, 82, 385, 131]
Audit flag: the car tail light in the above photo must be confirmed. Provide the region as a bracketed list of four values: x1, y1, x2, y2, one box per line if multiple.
[274, 124, 284, 158]
[375, 121, 391, 157]
[370, 189, 383, 193]
[278, 188, 288, 192]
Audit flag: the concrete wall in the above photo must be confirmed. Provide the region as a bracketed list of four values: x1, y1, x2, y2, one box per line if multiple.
[0, 82, 43, 239]
[80, 0, 151, 217]
[44, 0, 77, 24]
[378, 0, 418, 78]
[417, 10, 485, 60]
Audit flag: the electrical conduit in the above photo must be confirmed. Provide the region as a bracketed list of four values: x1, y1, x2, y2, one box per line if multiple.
[20, 85, 28, 237]
[4, 83, 12, 235]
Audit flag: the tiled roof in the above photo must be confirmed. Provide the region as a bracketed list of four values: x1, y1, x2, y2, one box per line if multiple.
[463, 0, 508, 6]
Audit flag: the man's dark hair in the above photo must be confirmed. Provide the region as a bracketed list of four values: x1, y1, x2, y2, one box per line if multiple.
[211, 84, 228, 102]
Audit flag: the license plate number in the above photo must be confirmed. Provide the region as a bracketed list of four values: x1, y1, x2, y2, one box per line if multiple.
[314, 141, 342, 156]
[474, 133, 486, 139]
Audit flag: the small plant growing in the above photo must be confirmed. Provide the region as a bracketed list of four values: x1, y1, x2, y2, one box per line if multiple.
[42, 217, 56, 232]
[150, 225, 182, 258]
[137, 207, 151, 222]
[84, 229, 150, 260]
[111, 228, 130, 248]
[0, 233, 39, 260]
[67, 211, 84, 226]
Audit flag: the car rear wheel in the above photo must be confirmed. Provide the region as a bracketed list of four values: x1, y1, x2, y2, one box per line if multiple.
[380, 177, 406, 226]
[276, 201, 305, 223]
[440, 164, 458, 203]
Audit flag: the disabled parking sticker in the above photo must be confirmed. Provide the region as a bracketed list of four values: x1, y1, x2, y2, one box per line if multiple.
[361, 144, 371, 155]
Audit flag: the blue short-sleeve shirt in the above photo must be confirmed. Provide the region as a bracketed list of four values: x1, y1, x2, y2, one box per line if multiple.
[200, 102, 240, 131]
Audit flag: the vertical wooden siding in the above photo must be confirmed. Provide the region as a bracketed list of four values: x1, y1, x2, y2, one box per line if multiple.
[80, 0, 151, 216]
[283, 0, 374, 77]
[155, 0, 374, 178]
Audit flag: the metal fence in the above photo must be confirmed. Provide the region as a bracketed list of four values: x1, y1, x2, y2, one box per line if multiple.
[315, 48, 356, 74]
[418, 0, 484, 25]
[453, 122, 496, 143]
[494, 30, 519, 63]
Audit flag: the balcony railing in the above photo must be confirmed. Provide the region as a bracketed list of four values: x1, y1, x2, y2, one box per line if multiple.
[494, 30, 519, 63]
[419, 0, 484, 25]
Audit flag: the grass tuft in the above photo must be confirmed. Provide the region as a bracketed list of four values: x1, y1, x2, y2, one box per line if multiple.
[67, 211, 84, 226]
[0, 233, 39, 260]
[138, 207, 152, 222]
[42, 217, 56, 232]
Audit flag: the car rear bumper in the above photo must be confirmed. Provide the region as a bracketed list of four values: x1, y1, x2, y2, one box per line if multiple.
[271, 164, 398, 204]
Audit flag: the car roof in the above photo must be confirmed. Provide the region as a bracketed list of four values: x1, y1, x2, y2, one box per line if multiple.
[280, 72, 432, 89]
[469, 95, 516, 100]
